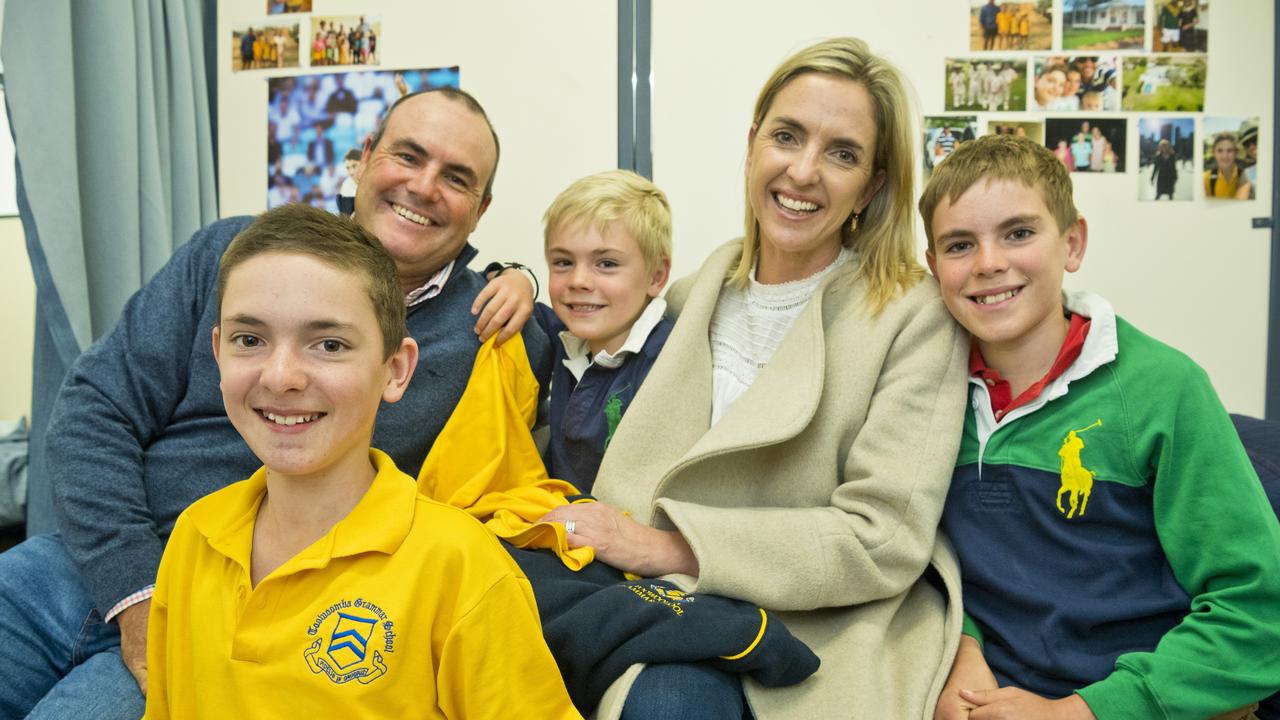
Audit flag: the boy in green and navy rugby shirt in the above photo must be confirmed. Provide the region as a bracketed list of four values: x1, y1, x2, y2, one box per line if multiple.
[920, 134, 1280, 719]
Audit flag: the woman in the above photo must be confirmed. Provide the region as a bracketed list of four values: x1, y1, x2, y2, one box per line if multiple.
[1205, 132, 1253, 200]
[1151, 139, 1178, 199]
[543, 37, 968, 719]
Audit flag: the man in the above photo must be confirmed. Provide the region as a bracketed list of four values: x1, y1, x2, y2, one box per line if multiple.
[979, 0, 999, 51]
[0, 89, 550, 720]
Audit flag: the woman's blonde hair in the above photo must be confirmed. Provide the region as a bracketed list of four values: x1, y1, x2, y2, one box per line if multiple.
[733, 37, 922, 313]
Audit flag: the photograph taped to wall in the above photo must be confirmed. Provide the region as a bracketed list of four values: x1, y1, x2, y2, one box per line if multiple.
[1122, 55, 1206, 111]
[232, 23, 301, 72]
[1152, 0, 1207, 53]
[969, 0, 1051, 52]
[1045, 117, 1125, 173]
[1030, 56, 1120, 111]
[267, 0, 311, 14]
[945, 58, 1027, 112]
[1203, 116, 1258, 200]
[923, 117, 977, 179]
[987, 119, 1045, 145]
[310, 16, 381, 67]
[0, 77, 16, 217]
[267, 67, 461, 213]
[1062, 0, 1144, 50]
[1137, 118, 1194, 201]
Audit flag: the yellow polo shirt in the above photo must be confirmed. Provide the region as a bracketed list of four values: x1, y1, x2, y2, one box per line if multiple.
[146, 449, 580, 720]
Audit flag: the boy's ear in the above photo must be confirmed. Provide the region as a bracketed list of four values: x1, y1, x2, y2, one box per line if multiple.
[211, 325, 222, 364]
[1064, 216, 1088, 273]
[381, 337, 419, 404]
[925, 248, 939, 278]
[647, 257, 672, 298]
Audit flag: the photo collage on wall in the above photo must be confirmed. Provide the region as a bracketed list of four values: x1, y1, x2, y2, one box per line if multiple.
[235, 4, 469, 211]
[937, 0, 1249, 201]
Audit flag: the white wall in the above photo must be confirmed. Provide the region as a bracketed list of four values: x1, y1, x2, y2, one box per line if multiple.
[217, 0, 617, 277]
[0, 0, 36, 423]
[650, 0, 1273, 417]
[0, 216, 34, 422]
[217, 0, 1274, 416]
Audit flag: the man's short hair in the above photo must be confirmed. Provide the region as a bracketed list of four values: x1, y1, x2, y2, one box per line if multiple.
[919, 134, 1078, 248]
[367, 87, 501, 201]
[542, 169, 672, 273]
[217, 204, 406, 360]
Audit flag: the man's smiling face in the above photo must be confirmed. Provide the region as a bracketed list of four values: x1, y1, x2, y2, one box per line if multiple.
[353, 93, 496, 293]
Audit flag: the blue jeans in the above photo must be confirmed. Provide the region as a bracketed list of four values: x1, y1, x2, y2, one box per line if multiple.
[621, 663, 751, 720]
[0, 534, 145, 719]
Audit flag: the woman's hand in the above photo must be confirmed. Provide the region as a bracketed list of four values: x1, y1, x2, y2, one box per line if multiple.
[539, 502, 699, 578]
[472, 267, 534, 343]
[959, 688, 1097, 720]
[934, 635, 998, 720]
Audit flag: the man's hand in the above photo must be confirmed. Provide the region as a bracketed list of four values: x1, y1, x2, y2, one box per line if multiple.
[117, 599, 151, 695]
[934, 635, 998, 720]
[472, 267, 534, 344]
[539, 502, 699, 577]
[960, 687, 1097, 720]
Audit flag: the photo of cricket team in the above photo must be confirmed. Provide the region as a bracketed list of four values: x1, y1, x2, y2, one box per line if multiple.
[922, 116, 977, 179]
[1030, 56, 1120, 111]
[1062, 0, 1144, 50]
[1122, 55, 1207, 111]
[945, 59, 1027, 112]
[1202, 116, 1258, 200]
[1045, 117, 1126, 173]
[969, 0, 1051, 52]
[1137, 118, 1195, 201]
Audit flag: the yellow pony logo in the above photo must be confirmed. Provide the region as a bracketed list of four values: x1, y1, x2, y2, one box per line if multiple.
[1056, 419, 1102, 519]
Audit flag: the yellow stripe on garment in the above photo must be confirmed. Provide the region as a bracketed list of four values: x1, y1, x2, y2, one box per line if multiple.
[720, 608, 768, 661]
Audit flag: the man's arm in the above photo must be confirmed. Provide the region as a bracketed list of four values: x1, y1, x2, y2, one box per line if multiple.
[473, 262, 538, 343]
[48, 218, 252, 620]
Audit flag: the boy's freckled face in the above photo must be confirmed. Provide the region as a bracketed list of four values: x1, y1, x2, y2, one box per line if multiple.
[926, 179, 1086, 360]
[546, 220, 668, 357]
[214, 252, 396, 482]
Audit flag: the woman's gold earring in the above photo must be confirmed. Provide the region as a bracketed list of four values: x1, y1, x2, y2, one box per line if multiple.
[849, 212, 860, 233]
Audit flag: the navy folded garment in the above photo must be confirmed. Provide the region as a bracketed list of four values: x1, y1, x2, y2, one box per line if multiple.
[505, 543, 820, 714]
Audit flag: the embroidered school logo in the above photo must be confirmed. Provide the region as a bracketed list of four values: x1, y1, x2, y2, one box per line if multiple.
[303, 598, 397, 685]
[1056, 419, 1102, 519]
[650, 585, 694, 603]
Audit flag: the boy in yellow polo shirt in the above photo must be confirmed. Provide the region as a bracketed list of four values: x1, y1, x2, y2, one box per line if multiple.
[144, 204, 580, 720]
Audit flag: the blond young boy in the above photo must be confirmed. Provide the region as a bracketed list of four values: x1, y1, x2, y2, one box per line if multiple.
[145, 204, 579, 720]
[532, 169, 673, 493]
[919, 135, 1280, 719]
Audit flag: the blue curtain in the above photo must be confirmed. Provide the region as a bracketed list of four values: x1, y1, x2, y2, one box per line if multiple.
[1, 0, 218, 535]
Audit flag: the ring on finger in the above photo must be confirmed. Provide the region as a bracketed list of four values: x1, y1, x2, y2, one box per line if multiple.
[564, 519, 576, 535]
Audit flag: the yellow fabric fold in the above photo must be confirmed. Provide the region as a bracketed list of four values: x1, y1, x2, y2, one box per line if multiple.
[418, 334, 594, 570]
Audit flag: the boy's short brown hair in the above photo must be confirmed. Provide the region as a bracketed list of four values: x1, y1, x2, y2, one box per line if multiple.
[542, 169, 672, 272]
[919, 134, 1078, 248]
[217, 204, 406, 360]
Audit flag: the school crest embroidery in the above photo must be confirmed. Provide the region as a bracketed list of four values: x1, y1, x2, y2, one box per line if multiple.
[1056, 419, 1101, 519]
[303, 598, 397, 685]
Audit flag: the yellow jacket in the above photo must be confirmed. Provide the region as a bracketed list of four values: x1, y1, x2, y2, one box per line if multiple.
[419, 335, 594, 570]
